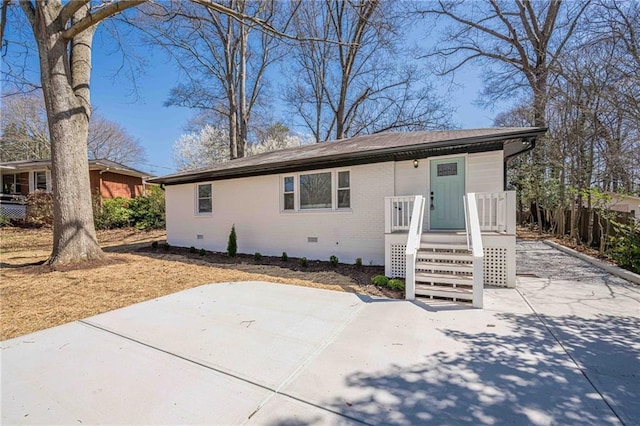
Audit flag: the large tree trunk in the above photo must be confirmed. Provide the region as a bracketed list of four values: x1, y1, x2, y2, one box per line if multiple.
[31, 3, 104, 265]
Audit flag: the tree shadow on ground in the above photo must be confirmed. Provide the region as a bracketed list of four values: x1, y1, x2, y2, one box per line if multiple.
[271, 313, 634, 425]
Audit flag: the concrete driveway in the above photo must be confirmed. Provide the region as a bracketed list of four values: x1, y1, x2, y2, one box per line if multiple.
[2, 241, 638, 425]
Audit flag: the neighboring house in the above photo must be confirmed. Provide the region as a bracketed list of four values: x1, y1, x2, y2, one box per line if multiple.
[606, 193, 640, 220]
[0, 159, 153, 219]
[150, 127, 546, 306]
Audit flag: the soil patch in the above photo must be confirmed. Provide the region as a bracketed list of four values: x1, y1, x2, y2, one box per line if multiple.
[1, 227, 396, 340]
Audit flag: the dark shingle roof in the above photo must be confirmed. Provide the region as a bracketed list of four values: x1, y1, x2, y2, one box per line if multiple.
[0, 159, 153, 178]
[150, 127, 546, 185]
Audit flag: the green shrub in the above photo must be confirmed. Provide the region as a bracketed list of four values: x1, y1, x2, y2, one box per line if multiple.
[227, 225, 237, 257]
[25, 190, 53, 227]
[388, 278, 405, 291]
[163, 242, 171, 251]
[199, 248, 206, 256]
[281, 252, 288, 262]
[254, 252, 263, 261]
[151, 241, 158, 251]
[371, 275, 389, 287]
[128, 187, 165, 230]
[189, 246, 197, 254]
[95, 197, 131, 229]
[355, 257, 363, 268]
[608, 220, 640, 273]
[329, 255, 339, 267]
[94, 187, 165, 231]
[299, 257, 308, 267]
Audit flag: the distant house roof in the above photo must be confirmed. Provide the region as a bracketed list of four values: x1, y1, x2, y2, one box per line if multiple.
[150, 127, 546, 186]
[0, 159, 153, 179]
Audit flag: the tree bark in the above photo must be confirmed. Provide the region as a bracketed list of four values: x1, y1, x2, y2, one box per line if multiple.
[25, 1, 104, 265]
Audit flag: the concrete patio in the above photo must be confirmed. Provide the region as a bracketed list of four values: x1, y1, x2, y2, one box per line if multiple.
[1, 241, 638, 425]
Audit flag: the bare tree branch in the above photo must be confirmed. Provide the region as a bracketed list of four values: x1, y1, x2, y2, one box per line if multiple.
[63, 0, 146, 40]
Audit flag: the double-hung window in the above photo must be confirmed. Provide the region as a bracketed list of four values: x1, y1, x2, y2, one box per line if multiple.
[282, 170, 350, 211]
[337, 171, 350, 208]
[34, 171, 47, 191]
[283, 176, 295, 210]
[197, 183, 212, 214]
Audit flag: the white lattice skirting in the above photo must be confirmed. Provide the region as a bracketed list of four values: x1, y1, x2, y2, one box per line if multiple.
[0, 203, 26, 220]
[385, 238, 513, 287]
[483, 246, 507, 286]
[390, 244, 407, 278]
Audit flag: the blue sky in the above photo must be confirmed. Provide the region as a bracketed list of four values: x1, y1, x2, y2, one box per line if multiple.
[6, 12, 505, 177]
[90, 50, 499, 176]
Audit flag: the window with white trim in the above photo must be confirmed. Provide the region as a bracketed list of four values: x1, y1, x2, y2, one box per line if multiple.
[34, 171, 47, 191]
[300, 172, 332, 209]
[337, 171, 350, 208]
[283, 176, 294, 210]
[2, 173, 21, 194]
[197, 183, 212, 214]
[281, 170, 350, 211]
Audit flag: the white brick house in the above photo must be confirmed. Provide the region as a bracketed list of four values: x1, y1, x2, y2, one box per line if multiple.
[151, 128, 546, 306]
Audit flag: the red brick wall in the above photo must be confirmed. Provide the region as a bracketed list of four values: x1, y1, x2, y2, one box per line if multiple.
[89, 170, 144, 199]
[89, 170, 101, 196]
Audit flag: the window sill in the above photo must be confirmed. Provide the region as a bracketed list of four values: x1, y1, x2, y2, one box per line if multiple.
[195, 212, 213, 217]
[280, 208, 353, 215]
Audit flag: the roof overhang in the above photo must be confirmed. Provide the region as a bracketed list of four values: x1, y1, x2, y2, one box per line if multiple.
[151, 127, 547, 186]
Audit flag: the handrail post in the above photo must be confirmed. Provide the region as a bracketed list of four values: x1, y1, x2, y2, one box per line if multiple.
[404, 195, 425, 301]
[466, 193, 484, 308]
[384, 197, 392, 233]
[506, 190, 516, 235]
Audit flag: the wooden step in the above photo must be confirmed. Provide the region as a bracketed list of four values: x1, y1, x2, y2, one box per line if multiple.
[416, 251, 473, 262]
[415, 284, 473, 300]
[419, 242, 469, 251]
[415, 261, 473, 273]
[415, 272, 473, 286]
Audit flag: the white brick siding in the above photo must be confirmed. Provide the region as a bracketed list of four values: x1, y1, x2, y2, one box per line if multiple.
[165, 152, 505, 265]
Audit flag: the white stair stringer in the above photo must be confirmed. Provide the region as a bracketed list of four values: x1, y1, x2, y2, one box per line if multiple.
[414, 239, 474, 302]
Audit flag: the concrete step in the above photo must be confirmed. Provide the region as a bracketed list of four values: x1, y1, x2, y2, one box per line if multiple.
[416, 251, 473, 262]
[415, 284, 473, 300]
[421, 232, 467, 244]
[419, 242, 470, 251]
[415, 272, 473, 286]
[415, 261, 473, 273]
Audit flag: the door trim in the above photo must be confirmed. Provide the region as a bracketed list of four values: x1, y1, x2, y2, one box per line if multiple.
[428, 154, 467, 231]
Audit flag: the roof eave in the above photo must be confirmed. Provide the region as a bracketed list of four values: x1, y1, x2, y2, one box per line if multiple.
[151, 128, 547, 186]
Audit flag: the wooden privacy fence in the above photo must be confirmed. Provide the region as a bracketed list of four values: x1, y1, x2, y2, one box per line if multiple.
[523, 203, 635, 248]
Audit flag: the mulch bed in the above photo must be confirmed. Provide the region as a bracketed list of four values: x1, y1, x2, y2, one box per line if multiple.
[137, 243, 401, 298]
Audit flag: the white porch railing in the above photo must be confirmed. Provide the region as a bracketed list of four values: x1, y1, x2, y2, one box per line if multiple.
[465, 193, 484, 308]
[0, 200, 27, 220]
[404, 195, 425, 301]
[474, 191, 516, 234]
[384, 196, 416, 233]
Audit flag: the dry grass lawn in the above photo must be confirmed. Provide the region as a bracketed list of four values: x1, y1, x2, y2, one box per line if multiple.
[1, 227, 380, 341]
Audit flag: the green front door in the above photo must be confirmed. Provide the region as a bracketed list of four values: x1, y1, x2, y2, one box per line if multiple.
[430, 157, 465, 230]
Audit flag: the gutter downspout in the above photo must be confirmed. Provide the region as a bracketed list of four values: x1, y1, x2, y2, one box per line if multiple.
[503, 137, 537, 191]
